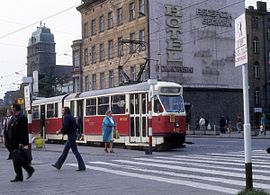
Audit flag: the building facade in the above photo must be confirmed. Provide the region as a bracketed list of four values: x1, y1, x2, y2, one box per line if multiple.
[246, 1, 270, 127]
[74, 0, 247, 128]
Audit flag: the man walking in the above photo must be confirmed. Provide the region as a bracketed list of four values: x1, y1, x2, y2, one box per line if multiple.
[10, 103, 35, 182]
[52, 107, 85, 171]
[3, 108, 13, 159]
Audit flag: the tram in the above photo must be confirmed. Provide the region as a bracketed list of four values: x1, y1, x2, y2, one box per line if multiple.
[31, 80, 186, 150]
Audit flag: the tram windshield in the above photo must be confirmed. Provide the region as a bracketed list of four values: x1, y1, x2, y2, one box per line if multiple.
[159, 95, 185, 113]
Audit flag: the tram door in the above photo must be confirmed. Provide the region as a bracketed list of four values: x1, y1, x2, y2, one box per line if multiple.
[129, 93, 148, 143]
[40, 105, 45, 136]
[76, 100, 84, 137]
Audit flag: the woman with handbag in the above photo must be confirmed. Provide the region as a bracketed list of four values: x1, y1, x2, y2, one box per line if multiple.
[102, 110, 116, 153]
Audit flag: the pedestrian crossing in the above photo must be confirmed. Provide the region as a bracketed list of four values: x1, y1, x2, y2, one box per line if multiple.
[67, 149, 270, 194]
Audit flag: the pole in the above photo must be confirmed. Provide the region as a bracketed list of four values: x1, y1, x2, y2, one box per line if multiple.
[242, 64, 253, 190]
[146, 84, 153, 155]
[28, 109, 33, 162]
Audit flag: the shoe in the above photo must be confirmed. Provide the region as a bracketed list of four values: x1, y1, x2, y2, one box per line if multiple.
[109, 150, 115, 153]
[104, 149, 108, 153]
[10, 178, 23, 182]
[51, 164, 60, 170]
[76, 168, 86, 171]
[26, 169, 35, 180]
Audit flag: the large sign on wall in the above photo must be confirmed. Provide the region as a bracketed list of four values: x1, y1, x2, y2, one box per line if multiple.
[148, 0, 244, 88]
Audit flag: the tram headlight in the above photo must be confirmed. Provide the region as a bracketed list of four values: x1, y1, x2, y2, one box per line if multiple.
[175, 122, 180, 128]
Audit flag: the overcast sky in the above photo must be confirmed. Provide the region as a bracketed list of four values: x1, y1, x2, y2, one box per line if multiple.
[0, 0, 268, 99]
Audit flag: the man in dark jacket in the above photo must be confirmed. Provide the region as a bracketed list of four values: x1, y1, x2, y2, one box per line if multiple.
[52, 107, 85, 171]
[10, 103, 35, 182]
[3, 108, 14, 160]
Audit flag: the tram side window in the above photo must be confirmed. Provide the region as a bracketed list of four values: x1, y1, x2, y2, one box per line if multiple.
[130, 95, 134, 114]
[154, 96, 163, 113]
[70, 101, 75, 116]
[98, 96, 109, 115]
[86, 98, 96, 115]
[54, 103, 58, 117]
[112, 95, 125, 114]
[32, 106, 39, 119]
[47, 104, 54, 118]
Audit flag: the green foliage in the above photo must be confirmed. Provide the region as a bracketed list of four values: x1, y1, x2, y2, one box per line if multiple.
[237, 189, 270, 195]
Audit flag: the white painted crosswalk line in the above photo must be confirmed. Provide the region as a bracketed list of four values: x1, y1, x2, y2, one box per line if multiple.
[87, 161, 270, 190]
[128, 158, 270, 181]
[151, 156, 268, 174]
[209, 152, 270, 159]
[160, 155, 270, 169]
[172, 154, 269, 164]
[168, 155, 270, 166]
[67, 163, 239, 194]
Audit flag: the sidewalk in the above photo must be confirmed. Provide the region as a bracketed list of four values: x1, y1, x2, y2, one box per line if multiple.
[187, 129, 270, 139]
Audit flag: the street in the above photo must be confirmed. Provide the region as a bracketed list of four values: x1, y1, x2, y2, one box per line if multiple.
[0, 136, 270, 195]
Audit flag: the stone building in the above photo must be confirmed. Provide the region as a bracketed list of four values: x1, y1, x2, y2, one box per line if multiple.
[73, 0, 247, 128]
[246, 1, 270, 127]
[27, 25, 73, 97]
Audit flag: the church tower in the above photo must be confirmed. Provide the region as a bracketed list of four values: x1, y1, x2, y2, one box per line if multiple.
[26, 24, 56, 77]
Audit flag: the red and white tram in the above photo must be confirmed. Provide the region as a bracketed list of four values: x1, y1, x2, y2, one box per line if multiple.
[31, 81, 186, 150]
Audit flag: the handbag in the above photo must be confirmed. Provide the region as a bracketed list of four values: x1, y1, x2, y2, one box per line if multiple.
[113, 129, 120, 139]
[13, 148, 32, 163]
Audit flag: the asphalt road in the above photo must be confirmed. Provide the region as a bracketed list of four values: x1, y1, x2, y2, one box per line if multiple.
[0, 136, 269, 195]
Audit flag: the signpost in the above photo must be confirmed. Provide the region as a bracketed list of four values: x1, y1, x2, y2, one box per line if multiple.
[235, 13, 253, 190]
[24, 85, 33, 159]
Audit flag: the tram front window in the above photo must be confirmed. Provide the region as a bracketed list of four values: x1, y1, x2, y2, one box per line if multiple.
[159, 95, 185, 112]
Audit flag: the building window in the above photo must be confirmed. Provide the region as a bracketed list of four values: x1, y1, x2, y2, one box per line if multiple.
[139, 29, 145, 51]
[117, 8, 123, 25]
[91, 45, 96, 64]
[140, 64, 148, 81]
[108, 11, 113, 29]
[91, 19, 96, 35]
[130, 65, 136, 81]
[100, 72, 105, 89]
[129, 2, 135, 21]
[108, 40, 113, 59]
[83, 22, 88, 38]
[99, 43, 105, 61]
[74, 51, 80, 67]
[118, 37, 123, 56]
[92, 74, 96, 90]
[130, 32, 135, 53]
[267, 28, 270, 41]
[109, 70, 114, 88]
[255, 88, 261, 106]
[253, 37, 259, 54]
[252, 16, 258, 29]
[139, 0, 145, 16]
[268, 51, 270, 66]
[74, 77, 80, 93]
[84, 76, 89, 92]
[254, 63, 260, 79]
[84, 48, 88, 65]
[99, 15, 105, 32]
[119, 69, 125, 83]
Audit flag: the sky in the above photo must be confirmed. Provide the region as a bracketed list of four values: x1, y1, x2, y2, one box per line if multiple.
[0, 0, 269, 99]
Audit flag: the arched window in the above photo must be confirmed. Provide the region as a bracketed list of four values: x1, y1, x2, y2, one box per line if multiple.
[254, 62, 260, 79]
[253, 37, 259, 54]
